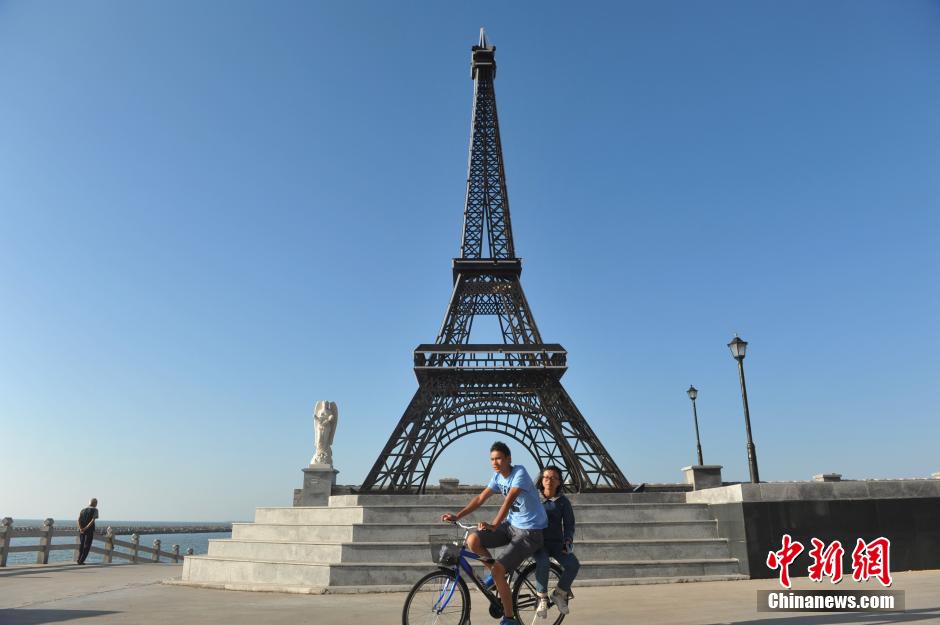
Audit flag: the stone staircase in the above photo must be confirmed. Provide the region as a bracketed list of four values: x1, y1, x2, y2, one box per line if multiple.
[180, 493, 745, 592]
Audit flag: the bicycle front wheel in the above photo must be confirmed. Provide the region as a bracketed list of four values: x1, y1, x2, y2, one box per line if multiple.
[402, 569, 471, 625]
[512, 561, 565, 625]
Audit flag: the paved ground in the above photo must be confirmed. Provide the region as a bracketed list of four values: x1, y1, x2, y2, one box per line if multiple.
[1, 563, 938, 624]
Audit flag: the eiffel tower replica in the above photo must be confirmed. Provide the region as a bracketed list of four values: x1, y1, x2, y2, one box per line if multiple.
[361, 30, 630, 493]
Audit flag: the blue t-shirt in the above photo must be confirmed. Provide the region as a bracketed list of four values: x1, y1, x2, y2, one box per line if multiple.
[487, 465, 548, 530]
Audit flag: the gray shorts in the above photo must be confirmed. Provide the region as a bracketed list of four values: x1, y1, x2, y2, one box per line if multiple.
[471, 523, 544, 572]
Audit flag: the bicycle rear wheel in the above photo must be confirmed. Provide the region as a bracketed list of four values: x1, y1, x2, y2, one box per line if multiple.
[402, 569, 471, 625]
[512, 561, 565, 625]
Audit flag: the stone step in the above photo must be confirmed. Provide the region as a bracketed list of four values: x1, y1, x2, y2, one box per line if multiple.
[207, 537, 732, 564]
[569, 559, 742, 582]
[232, 523, 353, 542]
[182, 554, 329, 587]
[208, 539, 344, 563]
[253, 507, 363, 525]
[567, 539, 732, 562]
[232, 520, 719, 543]
[255, 503, 711, 525]
[328, 492, 687, 506]
[174, 572, 749, 593]
[182, 555, 741, 588]
[327, 558, 744, 586]
[577, 521, 718, 540]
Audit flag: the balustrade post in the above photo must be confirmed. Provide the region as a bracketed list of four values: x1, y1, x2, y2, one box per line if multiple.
[38, 518, 54, 565]
[104, 527, 114, 564]
[131, 533, 140, 564]
[152, 539, 161, 562]
[186, 547, 194, 556]
[0, 517, 12, 567]
[172, 544, 180, 563]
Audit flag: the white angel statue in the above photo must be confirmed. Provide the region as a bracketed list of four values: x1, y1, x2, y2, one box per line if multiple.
[311, 400, 338, 466]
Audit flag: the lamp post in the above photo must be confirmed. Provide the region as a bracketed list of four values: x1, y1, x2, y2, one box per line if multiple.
[686, 385, 704, 466]
[728, 335, 760, 483]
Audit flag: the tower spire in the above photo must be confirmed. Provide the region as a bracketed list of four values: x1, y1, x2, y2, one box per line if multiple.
[462, 29, 513, 259]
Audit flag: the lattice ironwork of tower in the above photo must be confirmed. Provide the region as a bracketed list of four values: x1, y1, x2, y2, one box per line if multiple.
[360, 30, 631, 493]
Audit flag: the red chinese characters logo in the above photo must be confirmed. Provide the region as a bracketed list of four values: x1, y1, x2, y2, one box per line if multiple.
[766, 534, 804, 588]
[767, 535, 893, 588]
[807, 538, 844, 583]
[851, 537, 892, 587]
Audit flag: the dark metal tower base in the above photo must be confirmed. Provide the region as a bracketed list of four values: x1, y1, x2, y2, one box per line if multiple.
[364, 348, 630, 492]
[363, 344, 630, 492]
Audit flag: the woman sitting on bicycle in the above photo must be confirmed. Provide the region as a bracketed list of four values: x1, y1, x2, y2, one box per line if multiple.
[534, 465, 581, 619]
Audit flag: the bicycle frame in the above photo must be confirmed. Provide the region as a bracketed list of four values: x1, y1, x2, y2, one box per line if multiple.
[437, 523, 504, 614]
[459, 547, 501, 597]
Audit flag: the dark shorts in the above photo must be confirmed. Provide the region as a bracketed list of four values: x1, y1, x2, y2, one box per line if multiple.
[471, 523, 544, 572]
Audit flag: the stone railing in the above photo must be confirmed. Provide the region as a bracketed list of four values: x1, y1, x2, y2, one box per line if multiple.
[0, 517, 195, 567]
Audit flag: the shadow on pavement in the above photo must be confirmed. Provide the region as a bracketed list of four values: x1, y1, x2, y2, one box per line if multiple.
[0, 609, 119, 624]
[724, 606, 940, 625]
[0, 564, 112, 578]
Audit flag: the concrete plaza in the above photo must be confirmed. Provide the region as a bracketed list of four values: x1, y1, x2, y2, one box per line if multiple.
[1, 563, 938, 624]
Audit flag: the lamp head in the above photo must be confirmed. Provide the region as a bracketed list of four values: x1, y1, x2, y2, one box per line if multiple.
[728, 335, 748, 360]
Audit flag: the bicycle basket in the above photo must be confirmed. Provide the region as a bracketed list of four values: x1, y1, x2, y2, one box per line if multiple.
[429, 535, 461, 566]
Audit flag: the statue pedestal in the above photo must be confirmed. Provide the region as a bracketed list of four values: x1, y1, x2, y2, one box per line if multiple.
[293, 464, 339, 506]
[681, 465, 723, 490]
[438, 478, 460, 493]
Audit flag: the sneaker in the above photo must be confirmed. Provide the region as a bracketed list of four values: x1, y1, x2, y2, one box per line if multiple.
[551, 588, 570, 615]
[499, 617, 520, 625]
[535, 594, 549, 619]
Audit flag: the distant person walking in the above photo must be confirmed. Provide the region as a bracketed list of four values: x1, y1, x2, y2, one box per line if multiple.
[77, 498, 99, 564]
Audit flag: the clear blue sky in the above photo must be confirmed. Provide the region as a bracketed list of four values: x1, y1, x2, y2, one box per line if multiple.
[1, 1, 938, 521]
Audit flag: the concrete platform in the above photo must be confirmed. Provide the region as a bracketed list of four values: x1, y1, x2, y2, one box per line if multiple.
[2, 562, 938, 624]
[183, 493, 741, 590]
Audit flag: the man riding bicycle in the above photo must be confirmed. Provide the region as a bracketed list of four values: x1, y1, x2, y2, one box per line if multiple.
[441, 441, 548, 625]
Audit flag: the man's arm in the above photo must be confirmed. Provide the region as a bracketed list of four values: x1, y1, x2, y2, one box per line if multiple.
[485, 486, 521, 528]
[441, 488, 494, 522]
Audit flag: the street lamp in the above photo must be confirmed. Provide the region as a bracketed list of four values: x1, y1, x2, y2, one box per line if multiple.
[686, 385, 704, 466]
[728, 335, 760, 483]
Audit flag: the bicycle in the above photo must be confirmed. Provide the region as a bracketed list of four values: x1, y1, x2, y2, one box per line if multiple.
[402, 520, 566, 625]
